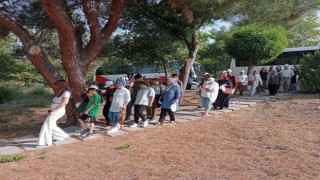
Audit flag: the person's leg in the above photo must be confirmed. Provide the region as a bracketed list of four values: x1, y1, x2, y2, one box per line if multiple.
[202, 97, 210, 116]
[146, 106, 152, 119]
[251, 85, 257, 96]
[168, 109, 176, 122]
[279, 78, 284, 92]
[285, 77, 291, 92]
[159, 108, 168, 124]
[138, 105, 147, 122]
[88, 122, 94, 133]
[133, 105, 139, 124]
[125, 97, 135, 120]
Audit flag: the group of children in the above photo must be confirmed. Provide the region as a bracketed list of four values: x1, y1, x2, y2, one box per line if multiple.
[77, 74, 177, 139]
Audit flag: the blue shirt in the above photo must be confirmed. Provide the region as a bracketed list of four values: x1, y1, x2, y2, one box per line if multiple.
[161, 85, 181, 109]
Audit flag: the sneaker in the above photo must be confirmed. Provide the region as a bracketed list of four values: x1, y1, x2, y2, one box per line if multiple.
[130, 123, 138, 128]
[107, 127, 119, 134]
[84, 133, 94, 139]
[157, 122, 163, 125]
[80, 129, 88, 137]
[169, 121, 176, 124]
[149, 118, 157, 123]
[142, 121, 148, 128]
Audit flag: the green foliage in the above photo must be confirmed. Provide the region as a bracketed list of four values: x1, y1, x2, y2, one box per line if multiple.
[0, 82, 23, 103]
[300, 51, 320, 93]
[115, 143, 132, 150]
[225, 25, 288, 67]
[0, 154, 28, 163]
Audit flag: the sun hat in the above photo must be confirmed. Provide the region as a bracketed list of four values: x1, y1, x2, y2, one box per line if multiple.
[89, 85, 99, 90]
[104, 81, 114, 88]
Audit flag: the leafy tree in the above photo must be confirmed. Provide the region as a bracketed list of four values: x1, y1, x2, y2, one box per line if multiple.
[287, 12, 320, 47]
[0, 0, 126, 125]
[225, 25, 288, 75]
[299, 51, 320, 93]
[197, 28, 233, 76]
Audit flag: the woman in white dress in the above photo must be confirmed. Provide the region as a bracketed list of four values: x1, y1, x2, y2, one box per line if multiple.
[37, 80, 71, 147]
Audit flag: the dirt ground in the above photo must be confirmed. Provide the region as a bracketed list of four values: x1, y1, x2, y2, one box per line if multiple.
[0, 92, 320, 179]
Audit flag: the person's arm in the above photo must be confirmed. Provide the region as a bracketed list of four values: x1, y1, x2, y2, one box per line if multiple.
[49, 96, 69, 115]
[84, 95, 100, 114]
[173, 85, 181, 104]
[122, 90, 131, 110]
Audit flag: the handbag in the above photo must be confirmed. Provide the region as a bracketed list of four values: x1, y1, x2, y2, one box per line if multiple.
[76, 101, 87, 112]
[248, 80, 254, 85]
[118, 110, 126, 129]
[223, 87, 234, 95]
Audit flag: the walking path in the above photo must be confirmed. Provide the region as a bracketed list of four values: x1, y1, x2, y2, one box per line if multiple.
[0, 93, 274, 155]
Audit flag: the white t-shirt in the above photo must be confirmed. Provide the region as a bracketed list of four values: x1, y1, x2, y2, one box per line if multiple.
[52, 91, 70, 104]
[134, 87, 155, 106]
[109, 88, 131, 112]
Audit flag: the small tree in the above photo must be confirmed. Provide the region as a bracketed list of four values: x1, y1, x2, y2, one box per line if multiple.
[225, 25, 288, 75]
[300, 51, 320, 93]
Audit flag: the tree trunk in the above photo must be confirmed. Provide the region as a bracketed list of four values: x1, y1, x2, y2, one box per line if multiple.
[180, 29, 200, 91]
[247, 58, 254, 75]
[0, 0, 126, 126]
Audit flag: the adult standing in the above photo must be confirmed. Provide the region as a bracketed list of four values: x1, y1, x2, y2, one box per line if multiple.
[172, 73, 184, 104]
[107, 79, 131, 134]
[158, 78, 181, 125]
[216, 72, 233, 110]
[258, 67, 269, 92]
[234, 70, 247, 96]
[103, 81, 116, 127]
[266, 67, 281, 95]
[130, 81, 155, 128]
[226, 69, 238, 91]
[247, 70, 263, 97]
[200, 75, 219, 116]
[125, 74, 142, 121]
[37, 80, 70, 147]
[279, 64, 295, 93]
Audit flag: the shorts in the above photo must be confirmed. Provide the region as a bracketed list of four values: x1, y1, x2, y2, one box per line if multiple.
[80, 114, 96, 123]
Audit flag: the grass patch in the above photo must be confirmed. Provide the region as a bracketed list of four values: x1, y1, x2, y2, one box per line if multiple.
[293, 118, 309, 125]
[0, 154, 28, 163]
[14, 124, 27, 131]
[116, 143, 132, 150]
[275, 166, 285, 176]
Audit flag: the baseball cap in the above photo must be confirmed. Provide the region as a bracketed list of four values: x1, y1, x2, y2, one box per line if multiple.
[88, 85, 99, 90]
[104, 81, 114, 88]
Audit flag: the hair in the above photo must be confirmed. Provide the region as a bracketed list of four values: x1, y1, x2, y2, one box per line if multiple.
[140, 81, 150, 87]
[55, 79, 70, 97]
[134, 74, 142, 79]
[171, 73, 179, 78]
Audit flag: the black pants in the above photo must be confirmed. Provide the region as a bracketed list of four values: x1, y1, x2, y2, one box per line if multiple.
[159, 108, 175, 123]
[103, 103, 112, 126]
[134, 105, 147, 124]
[268, 84, 278, 95]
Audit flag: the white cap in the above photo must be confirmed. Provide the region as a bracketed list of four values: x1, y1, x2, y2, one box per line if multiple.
[222, 70, 227, 74]
[227, 69, 232, 73]
[204, 72, 209, 75]
[104, 81, 113, 88]
[89, 85, 99, 90]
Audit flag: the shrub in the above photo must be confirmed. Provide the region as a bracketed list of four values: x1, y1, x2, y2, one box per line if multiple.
[300, 51, 320, 93]
[0, 82, 23, 104]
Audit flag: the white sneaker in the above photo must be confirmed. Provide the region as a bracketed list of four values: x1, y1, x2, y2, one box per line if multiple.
[142, 121, 148, 128]
[130, 123, 138, 128]
[107, 127, 119, 134]
[149, 118, 157, 123]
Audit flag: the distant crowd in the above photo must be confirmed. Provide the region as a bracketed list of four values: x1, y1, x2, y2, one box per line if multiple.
[35, 64, 298, 147]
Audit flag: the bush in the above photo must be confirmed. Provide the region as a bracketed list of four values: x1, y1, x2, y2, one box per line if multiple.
[0, 82, 23, 104]
[300, 51, 320, 93]
[0, 154, 28, 163]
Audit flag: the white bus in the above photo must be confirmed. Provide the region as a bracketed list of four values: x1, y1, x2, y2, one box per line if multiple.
[230, 46, 320, 75]
[93, 62, 205, 89]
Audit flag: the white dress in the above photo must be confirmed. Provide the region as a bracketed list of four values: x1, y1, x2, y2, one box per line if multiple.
[37, 91, 71, 146]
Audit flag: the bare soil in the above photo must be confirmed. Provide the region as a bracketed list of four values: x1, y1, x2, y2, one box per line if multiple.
[0, 92, 320, 179]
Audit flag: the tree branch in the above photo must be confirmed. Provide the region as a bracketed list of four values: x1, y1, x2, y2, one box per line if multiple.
[83, 0, 126, 65]
[0, 10, 63, 90]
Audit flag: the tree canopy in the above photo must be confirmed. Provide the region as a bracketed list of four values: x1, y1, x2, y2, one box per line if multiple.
[225, 25, 288, 74]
